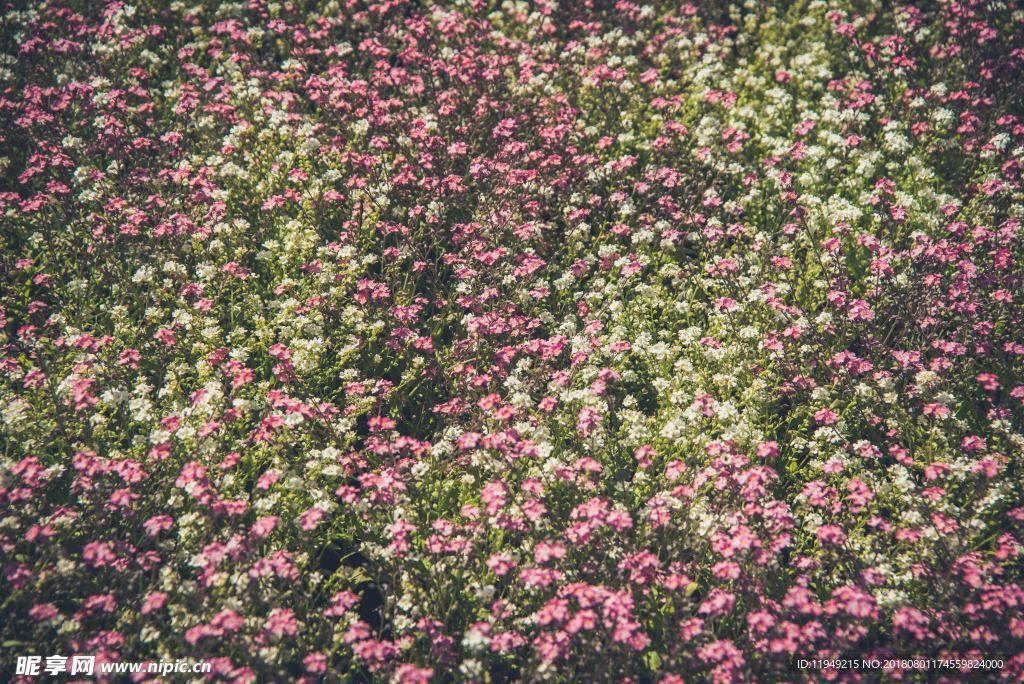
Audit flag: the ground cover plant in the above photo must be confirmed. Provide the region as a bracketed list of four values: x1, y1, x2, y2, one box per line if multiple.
[2, 0, 1024, 681]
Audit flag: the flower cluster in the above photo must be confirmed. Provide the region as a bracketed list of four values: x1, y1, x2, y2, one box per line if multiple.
[2, 0, 1023, 681]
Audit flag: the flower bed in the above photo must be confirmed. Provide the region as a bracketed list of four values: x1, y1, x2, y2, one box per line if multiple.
[1, 0, 1023, 681]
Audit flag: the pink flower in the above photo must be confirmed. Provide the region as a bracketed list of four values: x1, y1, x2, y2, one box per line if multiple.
[153, 327, 176, 346]
[816, 524, 847, 546]
[480, 480, 508, 514]
[256, 470, 281, 490]
[325, 591, 359, 618]
[82, 541, 116, 568]
[251, 515, 279, 538]
[679, 617, 704, 640]
[847, 299, 875, 321]
[299, 506, 325, 531]
[303, 652, 327, 674]
[714, 297, 738, 312]
[698, 589, 736, 618]
[534, 541, 566, 564]
[394, 664, 433, 684]
[143, 515, 173, 536]
[141, 592, 167, 615]
[576, 406, 602, 437]
[28, 603, 59, 621]
[813, 408, 838, 425]
[266, 608, 298, 638]
[961, 435, 987, 452]
[486, 552, 516, 576]
[368, 415, 396, 432]
[633, 445, 655, 469]
[492, 118, 517, 139]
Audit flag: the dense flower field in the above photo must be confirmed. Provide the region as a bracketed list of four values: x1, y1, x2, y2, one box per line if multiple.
[2, 0, 1024, 681]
